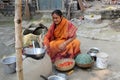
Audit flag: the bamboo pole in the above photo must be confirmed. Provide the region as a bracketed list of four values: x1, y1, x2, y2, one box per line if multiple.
[14, 0, 24, 80]
[78, 0, 85, 12]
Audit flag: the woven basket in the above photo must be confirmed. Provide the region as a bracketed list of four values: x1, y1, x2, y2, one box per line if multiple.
[76, 61, 94, 68]
[54, 58, 75, 71]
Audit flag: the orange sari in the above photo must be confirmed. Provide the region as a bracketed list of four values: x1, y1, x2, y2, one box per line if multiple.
[43, 18, 80, 62]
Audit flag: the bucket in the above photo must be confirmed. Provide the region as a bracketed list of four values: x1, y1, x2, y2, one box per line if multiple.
[96, 52, 109, 69]
[1, 56, 16, 74]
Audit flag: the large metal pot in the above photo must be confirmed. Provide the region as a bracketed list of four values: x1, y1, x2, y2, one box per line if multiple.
[23, 48, 46, 60]
[1, 56, 16, 74]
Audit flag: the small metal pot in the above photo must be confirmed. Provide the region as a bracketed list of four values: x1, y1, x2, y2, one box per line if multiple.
[87, 47, 100, 54]
[40, 75, 66, 80]
[87, 47, 100, 61]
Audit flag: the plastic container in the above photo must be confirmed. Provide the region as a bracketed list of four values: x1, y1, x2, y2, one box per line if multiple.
[1, 56, 16, 74]
[96, 52, 109, 69]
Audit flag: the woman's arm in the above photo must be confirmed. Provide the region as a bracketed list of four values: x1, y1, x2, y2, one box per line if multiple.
[64, 34, 76, 45]
[58, 35, 76, 51]
[43, 24, 54, 48]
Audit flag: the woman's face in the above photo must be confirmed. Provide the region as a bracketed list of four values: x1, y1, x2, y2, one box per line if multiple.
[52, 13, 62, 25]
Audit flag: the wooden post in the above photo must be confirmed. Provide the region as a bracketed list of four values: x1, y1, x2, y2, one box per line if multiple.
[78, 0, 85, 12]
[36, 0, 39, 10]
[67, 3, 71, 20]
[25, 0, 30, 20]
[66, 0, 73, 20]
[14, 0, 24, 80]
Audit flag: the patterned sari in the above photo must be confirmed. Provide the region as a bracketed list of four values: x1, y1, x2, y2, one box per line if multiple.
[43, 17, 80, 62]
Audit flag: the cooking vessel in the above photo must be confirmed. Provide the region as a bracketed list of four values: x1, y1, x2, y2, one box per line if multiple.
[40, 75, 66, 80]
[23, 48, 46, 60]
[87, 47, 100, 61]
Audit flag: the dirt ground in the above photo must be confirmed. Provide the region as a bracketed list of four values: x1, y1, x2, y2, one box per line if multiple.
[0, 35, 120, 80]
[0, 17, 120, 80]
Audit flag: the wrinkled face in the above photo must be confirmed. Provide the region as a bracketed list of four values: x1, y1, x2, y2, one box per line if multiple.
[52, 13, 62, 25]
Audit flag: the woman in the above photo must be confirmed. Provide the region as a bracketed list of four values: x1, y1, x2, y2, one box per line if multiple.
[43, 10, 80, 62]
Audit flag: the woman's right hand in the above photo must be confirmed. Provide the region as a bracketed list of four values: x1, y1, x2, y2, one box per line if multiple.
[44, 45, 47, 50]
[58, 42, 66, 51]
[44, 45, 50, 53]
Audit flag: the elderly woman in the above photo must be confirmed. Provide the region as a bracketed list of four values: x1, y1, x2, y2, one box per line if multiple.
[43, 10, 80, 62]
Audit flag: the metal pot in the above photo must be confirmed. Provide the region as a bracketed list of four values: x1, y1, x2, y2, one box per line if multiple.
[87, 47, 100, 61]
[40, 75, 66, 80]
[23, 48, 46, 60]
[1, 55, 25, 74]
[87, 47, 100, 54]
[1, 56, 16, 74]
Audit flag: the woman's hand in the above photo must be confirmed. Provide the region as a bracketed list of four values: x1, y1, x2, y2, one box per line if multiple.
[58, 35, 76, 52]
[44, 45, 50, 53]
[58, 42, 66, 51]
[71, 34, 76, 40]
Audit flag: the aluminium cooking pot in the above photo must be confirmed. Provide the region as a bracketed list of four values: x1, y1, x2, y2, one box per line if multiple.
[40, 75, 66, 80]
[23, 48, 46, 60]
